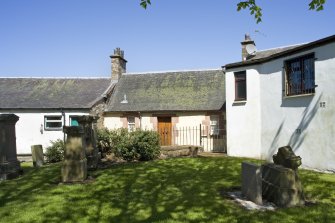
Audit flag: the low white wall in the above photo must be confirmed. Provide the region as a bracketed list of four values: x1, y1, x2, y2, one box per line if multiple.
[0, 110, 88, 154]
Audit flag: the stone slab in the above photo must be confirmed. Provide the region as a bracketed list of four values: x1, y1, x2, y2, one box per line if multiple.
[31, 145, 44, 167]
[241, 162, 262, 205]
[61, 159, 87, 182]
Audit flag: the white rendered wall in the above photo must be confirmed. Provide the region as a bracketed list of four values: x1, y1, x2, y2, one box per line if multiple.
[104, 114, 124, 129]
[0, 110, 88, 154]
[225, 67, 262, 158]
[258, 43, 335, 171]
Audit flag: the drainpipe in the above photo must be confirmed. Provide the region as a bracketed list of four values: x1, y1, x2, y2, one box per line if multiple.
[61, 108, 66, 143]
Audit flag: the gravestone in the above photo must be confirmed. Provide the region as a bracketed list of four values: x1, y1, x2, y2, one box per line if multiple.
[241, 162, 262, 205]
[31, 144, 44, 167]
[77, 115, 99, 170]
[262, 146, 305, 207]
[0, 114, 21, 181]
[61, 126, 87, 182]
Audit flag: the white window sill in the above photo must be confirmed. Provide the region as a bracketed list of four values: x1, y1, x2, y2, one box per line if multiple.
[233, 100, 247, 105]
[284, 93, 315, 99]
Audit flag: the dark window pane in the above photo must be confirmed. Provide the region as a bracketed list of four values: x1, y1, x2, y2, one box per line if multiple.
[235, 71, 247, 100]
[236, 81, 246, 99]
[46, 122, 62, 128]
[46, 116, 62, 120]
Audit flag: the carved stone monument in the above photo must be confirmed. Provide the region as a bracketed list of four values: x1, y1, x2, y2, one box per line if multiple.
[0, 114, 21, 181]
[77, 115, 100, 170]
[31, 144, 44, 167]
[262, 146, 305, 207]
[61, 126, 87, 182]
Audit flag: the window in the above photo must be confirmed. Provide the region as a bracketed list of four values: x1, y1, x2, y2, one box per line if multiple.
[210, 115, 219, 135]
[44, 116, 63, 130]
[285, 54, 315, 96]
[234, 71, 247, 101]
[128, 116, 135, 132]
[70, 116, 79, 126]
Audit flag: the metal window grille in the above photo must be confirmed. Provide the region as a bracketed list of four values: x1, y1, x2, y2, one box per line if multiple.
[285, 54, 315, 96]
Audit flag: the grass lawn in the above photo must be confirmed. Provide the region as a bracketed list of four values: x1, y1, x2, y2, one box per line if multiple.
[0, 157, 335, 223]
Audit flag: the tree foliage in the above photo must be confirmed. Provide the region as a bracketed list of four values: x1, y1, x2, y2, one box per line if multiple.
[140, 0, 326, 23]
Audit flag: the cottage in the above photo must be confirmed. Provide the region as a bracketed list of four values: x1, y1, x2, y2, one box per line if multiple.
[0, 78, 114, 155]
[104, 50, 226, 152]
[224, 34, 335, 171]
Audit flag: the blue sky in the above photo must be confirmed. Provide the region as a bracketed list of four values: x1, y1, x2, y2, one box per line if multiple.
[0, 0, 334, 77]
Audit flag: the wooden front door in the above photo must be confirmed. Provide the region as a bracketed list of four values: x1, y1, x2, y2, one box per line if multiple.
[158, 117, 172, 146]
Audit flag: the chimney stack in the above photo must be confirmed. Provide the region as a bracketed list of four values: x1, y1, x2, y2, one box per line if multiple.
[241, 34, 256, 61]
[110, 48, 127, 80]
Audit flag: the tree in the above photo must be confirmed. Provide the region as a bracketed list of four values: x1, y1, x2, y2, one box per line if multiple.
[140, 0, 326, 23]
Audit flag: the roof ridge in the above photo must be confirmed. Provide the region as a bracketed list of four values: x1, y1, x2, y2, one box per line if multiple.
[124, 68, 222, 75]
[257, 42, 307, 53]
[0, 77, 110, 79]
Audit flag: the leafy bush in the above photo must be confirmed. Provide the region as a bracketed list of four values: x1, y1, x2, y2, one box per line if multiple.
[45, 139, 65, 163]
[132, 130, 160, 161]
[97, 128, 160, 162]
[97, 128, 129, 156]
[97, 128, 113, 155]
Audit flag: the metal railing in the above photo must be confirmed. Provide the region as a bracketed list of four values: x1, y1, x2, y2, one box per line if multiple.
[157, 124, 226, 153]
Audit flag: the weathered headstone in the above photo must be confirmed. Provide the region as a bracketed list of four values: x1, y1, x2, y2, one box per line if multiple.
[262, 146, 305, 207]
[77, 115, 100, 170]
[241, 162, 262, 205]
[0, 114, 21, 181]
[61, 126, 87, 182]
[31, 144, 44, 167]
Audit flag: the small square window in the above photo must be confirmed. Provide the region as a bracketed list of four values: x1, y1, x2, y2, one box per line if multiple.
[70, 116, 79, 126]
[234, 71, 247, 101]
[44, 116, 63, 131]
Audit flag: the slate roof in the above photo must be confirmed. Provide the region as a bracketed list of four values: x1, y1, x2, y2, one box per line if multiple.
[0, 78, 113, 109]
[106, 69, 225, 112]
[225, 34, 335, 69]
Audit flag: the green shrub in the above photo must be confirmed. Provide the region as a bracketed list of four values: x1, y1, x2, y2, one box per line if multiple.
[97, 128, 160, 162]
[132, 130, 160, 161]
[97, 128, 114, 155]
[45, 139, 65, 163]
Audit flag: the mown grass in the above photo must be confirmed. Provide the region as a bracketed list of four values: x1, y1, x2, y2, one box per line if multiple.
[0, 157, 334, 223]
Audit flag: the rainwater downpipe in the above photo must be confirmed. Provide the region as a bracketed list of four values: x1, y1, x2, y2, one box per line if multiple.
[61, 108, 66, 143]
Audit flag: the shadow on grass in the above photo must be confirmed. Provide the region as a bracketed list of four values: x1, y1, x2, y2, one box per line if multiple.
[0, 157, 334, 223]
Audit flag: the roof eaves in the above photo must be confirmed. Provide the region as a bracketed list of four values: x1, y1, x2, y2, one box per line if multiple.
[224, 34, 335, 69]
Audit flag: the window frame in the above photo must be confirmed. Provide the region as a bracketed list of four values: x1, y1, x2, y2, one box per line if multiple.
[127, 116, 135, 132]
[209, 115, 219, 135]
[44, 115, 63, 131]
[284, 53, 316, 97]
[234, 71, 247, 101]
[69, 116, 80, 126]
